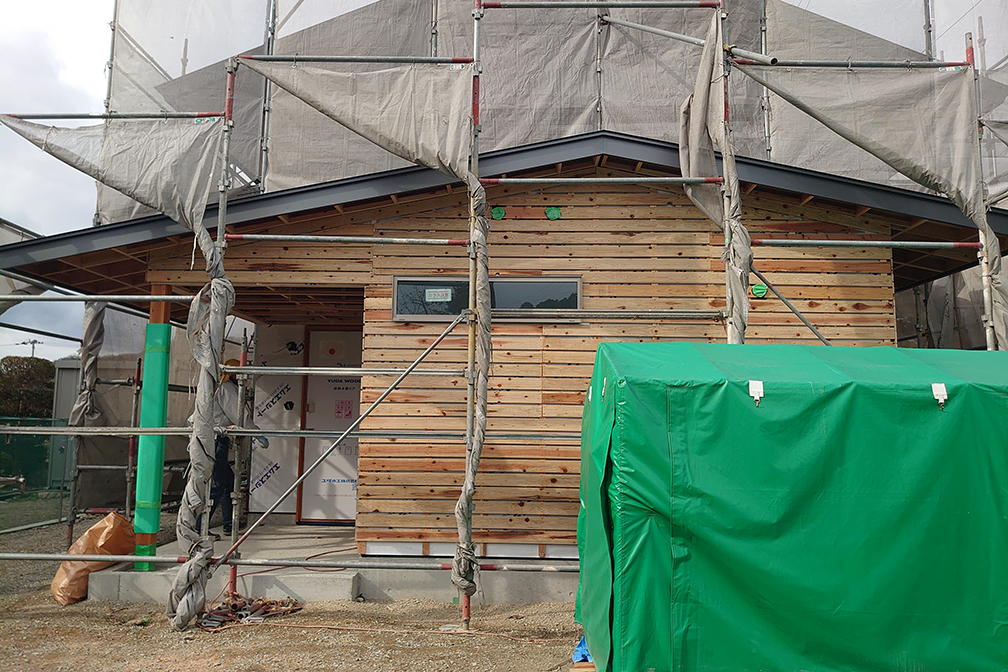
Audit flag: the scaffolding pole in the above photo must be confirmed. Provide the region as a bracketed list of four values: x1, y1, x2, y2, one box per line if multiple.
[229, 336, 249, 594]
[0, 295, 194, 302]
[0, 269, 192, 329]
[491, 308, 724, 321]
[0, 321, 81, 343]
[484, 1, 718, 7]
[462, 0, 484, 631]
[731, 59, 970, 69]
[481, 176, 721, 185]
[221, 365, 466, 377]
[750, 265, 832, 346]
[225, 233, 468, 245]
[750, 239, 984, 249]
[124, 358, 141, 521]
[602, 16, 705, 47]
[602, 15, 777, 65]
[238, 54, 472, 64]
[257, 0, 278, 190]
[967, 33, 997, 352]
[6, 112, 223, 120]
[760, 0, 772, 160]
[76, 464, 187, 473]
[0, 552, 579, 572]
[0, 426, 468, 440]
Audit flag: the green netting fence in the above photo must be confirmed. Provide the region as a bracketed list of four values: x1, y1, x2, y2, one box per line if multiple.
[0, 417, 70, 532]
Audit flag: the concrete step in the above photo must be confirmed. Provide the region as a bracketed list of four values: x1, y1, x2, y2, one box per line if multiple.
[88, 563, 578, 604]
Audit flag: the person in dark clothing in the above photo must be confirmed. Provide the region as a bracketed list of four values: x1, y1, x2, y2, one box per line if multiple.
[208, 434, 236, 535]
[194, 359, 268, 540]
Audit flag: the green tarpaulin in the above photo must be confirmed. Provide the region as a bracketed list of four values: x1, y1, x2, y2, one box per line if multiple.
[576, 342, 1008, 672]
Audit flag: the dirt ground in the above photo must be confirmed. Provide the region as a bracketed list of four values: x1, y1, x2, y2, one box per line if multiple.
[0, 519, 583, 671]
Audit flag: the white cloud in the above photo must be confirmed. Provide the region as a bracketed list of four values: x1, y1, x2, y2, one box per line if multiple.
[0, 2, 112, 238]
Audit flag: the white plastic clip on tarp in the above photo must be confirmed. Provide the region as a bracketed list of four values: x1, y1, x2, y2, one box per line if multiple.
[932, 382, 948, 410]
[749, 380, 764, 407]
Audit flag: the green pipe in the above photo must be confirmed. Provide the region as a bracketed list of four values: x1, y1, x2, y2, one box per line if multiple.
[133, 323, 171, 570]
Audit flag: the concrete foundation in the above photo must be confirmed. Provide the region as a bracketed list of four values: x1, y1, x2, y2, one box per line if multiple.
[88, 517, 579, 605]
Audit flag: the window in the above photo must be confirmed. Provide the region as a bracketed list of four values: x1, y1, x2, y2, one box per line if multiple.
[393, 276, 581, 321]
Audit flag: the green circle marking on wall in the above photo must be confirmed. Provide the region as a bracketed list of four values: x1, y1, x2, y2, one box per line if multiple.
[752, 283, 768, 298]
[545, 207, 562, 220]
[491, 206, 506, 220]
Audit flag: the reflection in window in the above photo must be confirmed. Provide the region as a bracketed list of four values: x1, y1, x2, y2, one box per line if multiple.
[393, 277, 580, 321]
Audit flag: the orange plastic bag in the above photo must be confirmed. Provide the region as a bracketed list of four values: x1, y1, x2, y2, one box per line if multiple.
[51, 512, 135, 606]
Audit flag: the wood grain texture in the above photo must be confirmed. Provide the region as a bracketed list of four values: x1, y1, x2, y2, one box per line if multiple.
[356, 178, 895, 547]
[140, 172, 898, 549]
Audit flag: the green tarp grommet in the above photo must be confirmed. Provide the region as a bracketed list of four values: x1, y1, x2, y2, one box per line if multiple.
[491, 206, 506, 220]
[545, 206, 561, 220]
[751, 283, 768, 298]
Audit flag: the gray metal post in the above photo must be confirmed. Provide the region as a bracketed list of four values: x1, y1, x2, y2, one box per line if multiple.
[760, 0, 772, 160]
[65, 436, 80, 548]
[967, 33, 996, 351]
[257, 0, 278, 192]
[750, 265, 832, 346]
[923, 0, 934, 61]
[124, 358, 141, 521]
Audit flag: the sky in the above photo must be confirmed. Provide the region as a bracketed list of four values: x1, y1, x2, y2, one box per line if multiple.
[0, 1, 114, 362]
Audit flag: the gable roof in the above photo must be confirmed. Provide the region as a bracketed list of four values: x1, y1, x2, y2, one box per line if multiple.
[0, 130, 1004, 289]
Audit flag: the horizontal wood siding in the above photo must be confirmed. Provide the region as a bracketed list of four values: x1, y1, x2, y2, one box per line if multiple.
[357, 181, 896, 548]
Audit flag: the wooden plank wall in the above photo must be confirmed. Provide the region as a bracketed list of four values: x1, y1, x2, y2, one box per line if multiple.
[356, 177, 896, 550]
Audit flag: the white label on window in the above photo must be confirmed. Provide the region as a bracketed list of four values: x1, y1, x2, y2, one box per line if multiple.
[425, 288, 452, 302]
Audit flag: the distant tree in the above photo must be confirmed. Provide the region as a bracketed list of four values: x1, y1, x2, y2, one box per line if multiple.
[0, 356, 55, 418]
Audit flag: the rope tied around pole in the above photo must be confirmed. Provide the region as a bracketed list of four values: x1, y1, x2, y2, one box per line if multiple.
[168, 274, 234, 630]
[168, 121, 236, 630]
[452, 183, 491, 596]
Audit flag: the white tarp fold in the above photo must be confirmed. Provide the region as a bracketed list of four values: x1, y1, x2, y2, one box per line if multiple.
[241, 60, 474, 185]
[168, 277, 235, 630]
[452, 186, 491, 597]
[735, 62, 1008, 349]
[68, 302, 112, 429]
[679, 14, 751, 344]
[0, 116, 224, 233]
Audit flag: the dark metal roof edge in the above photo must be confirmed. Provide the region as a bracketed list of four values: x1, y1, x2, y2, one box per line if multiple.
[1, 130, 1004, 269]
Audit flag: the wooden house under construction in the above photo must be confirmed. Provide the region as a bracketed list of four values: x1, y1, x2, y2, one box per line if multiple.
[1, 132, 1004, 558]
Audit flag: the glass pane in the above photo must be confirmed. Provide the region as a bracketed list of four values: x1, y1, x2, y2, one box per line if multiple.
[395, 280, 469, 317]
[491, 280, 578, 310]
[395, 278, 579, 318]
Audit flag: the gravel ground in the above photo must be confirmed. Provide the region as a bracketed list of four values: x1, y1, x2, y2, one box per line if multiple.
[0, 491, 69, 531]
[0, 516, 583, 671]
[0, 509, 177, 597]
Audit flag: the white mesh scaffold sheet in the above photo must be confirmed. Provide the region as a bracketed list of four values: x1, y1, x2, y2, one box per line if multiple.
[736, 61, 1008, 348]
[242, 60, 474, 182]
[0, 116, 224, 233]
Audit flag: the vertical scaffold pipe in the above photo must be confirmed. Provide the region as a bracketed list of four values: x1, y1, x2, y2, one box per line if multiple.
[124, 358, 141, 521]
[229, 335, 249, 596]
[460, 0, 483, 632]
[134, 288, 172, 570]
[167, 59, 238, 632]
[967, 32, 997, 351]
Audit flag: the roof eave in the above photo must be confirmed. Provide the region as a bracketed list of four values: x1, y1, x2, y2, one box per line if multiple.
[0, 130, 1004, 270]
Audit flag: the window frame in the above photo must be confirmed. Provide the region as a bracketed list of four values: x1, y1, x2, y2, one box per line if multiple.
[391, 275, 583, 323]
